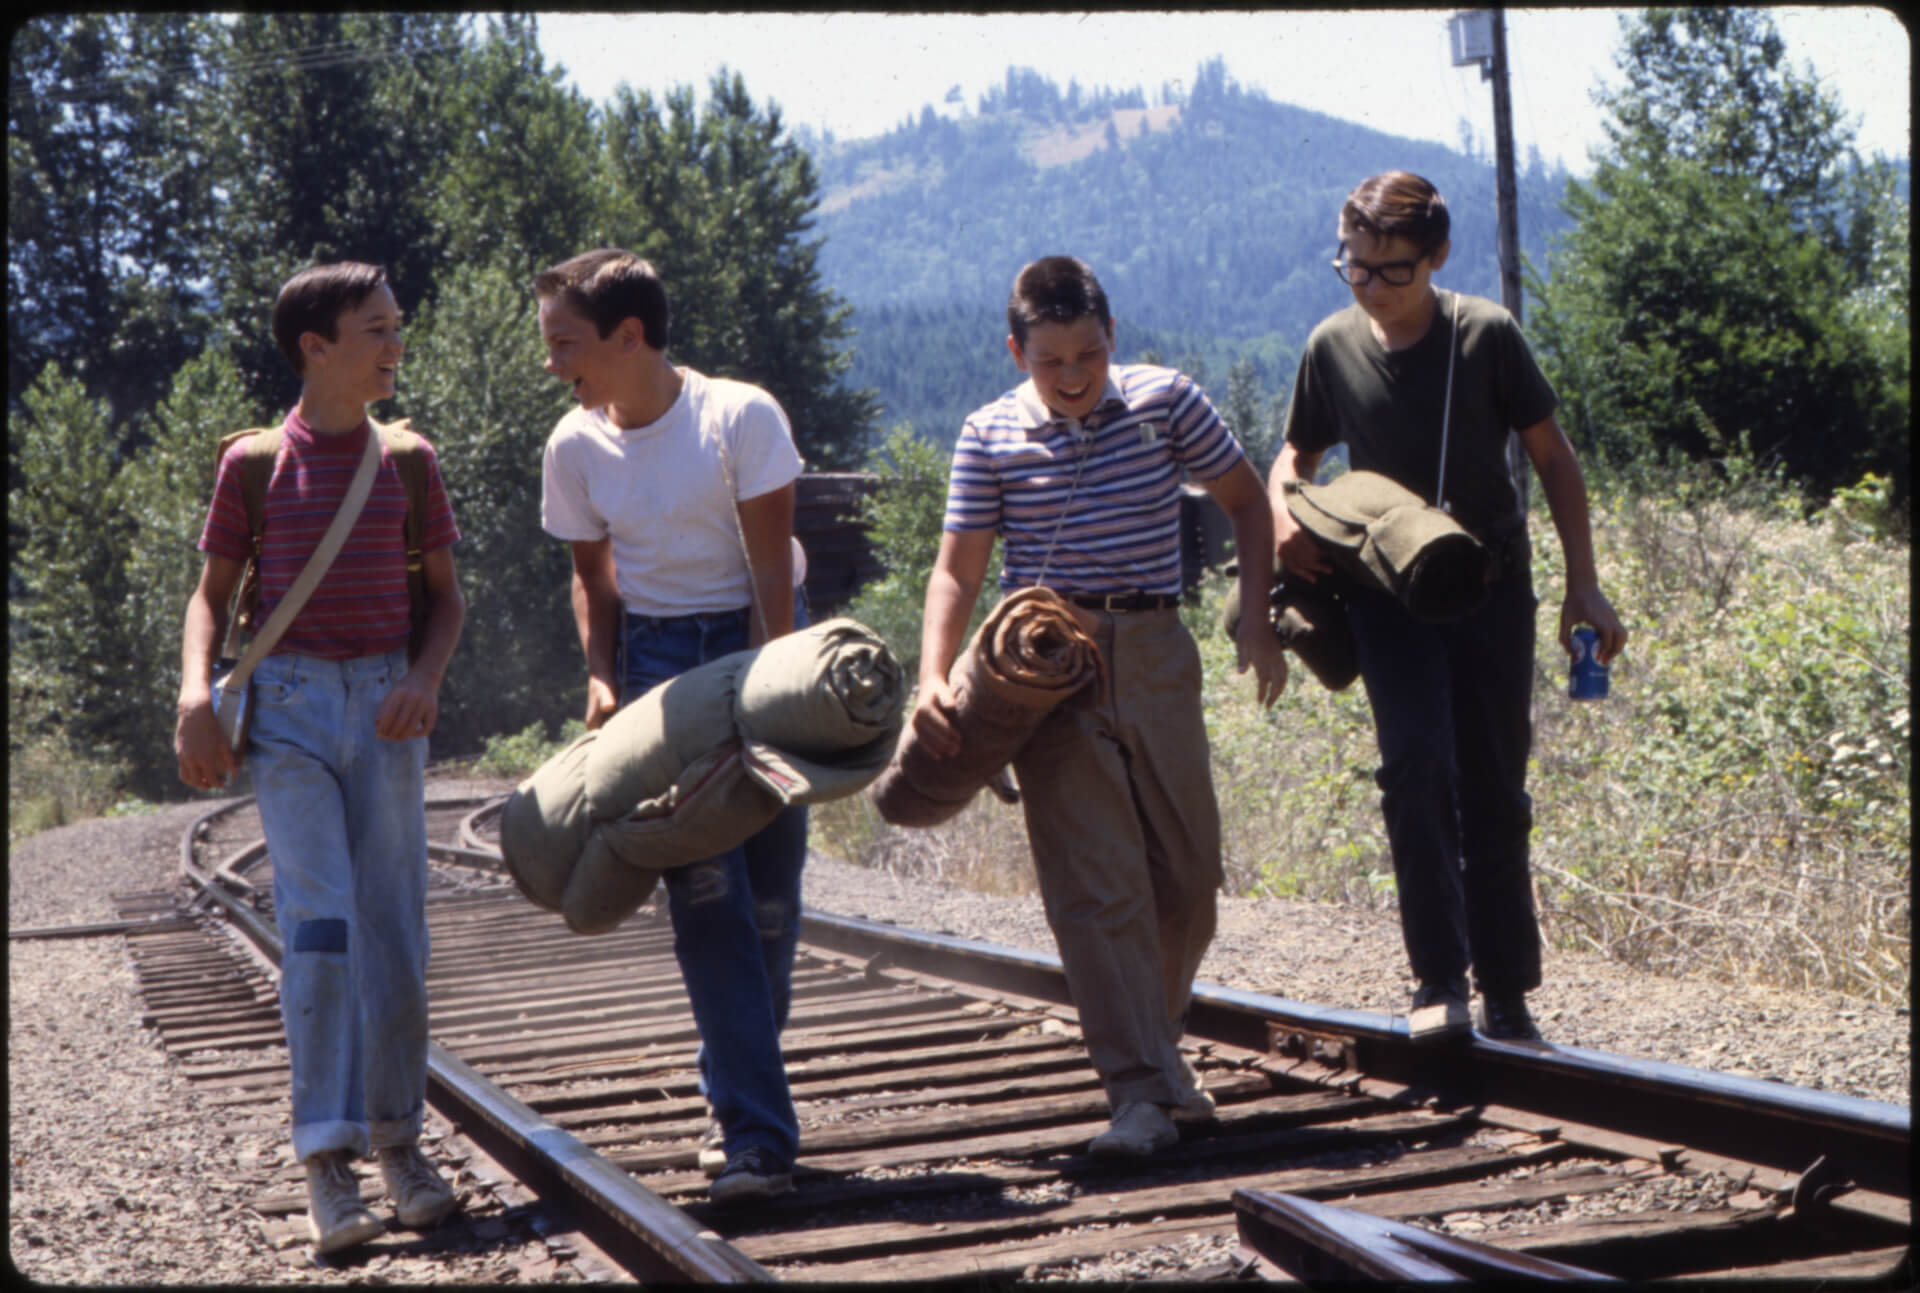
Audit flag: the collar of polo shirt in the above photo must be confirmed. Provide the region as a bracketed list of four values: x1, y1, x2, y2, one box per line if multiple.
[1015, 373, 1128, 433]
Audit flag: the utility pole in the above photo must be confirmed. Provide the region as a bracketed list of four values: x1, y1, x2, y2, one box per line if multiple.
[1449, 7, 1529, 506]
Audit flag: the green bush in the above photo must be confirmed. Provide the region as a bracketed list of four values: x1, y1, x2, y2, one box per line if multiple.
[7, 729, 129, 843]
[829, 465, 1910, 1006]
[841, 423, 1001, 679]
[471, 718, 586, 779]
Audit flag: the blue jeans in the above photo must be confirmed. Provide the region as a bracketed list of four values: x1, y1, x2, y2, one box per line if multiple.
[1347, 563, 1542, 997]
[619, 598, 810, 1167]
[248, 649, 431, 1163]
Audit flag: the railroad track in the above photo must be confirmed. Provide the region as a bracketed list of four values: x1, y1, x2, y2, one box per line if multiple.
[113, 793, 1911, 1282]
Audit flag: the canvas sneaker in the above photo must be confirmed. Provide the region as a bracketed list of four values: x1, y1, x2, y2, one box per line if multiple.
[698, 1116, 728, 1179]
[1089, 1101, 1180, 1158]
[1479, 993, 1545, 1042]
[1408, 976, 1472, 1043]
[1171, 1054, 1217, 1123]
[710, 1147, 794, 1204]
[305, 1151, 385, 1255]
[376, 1142, 458, 1229]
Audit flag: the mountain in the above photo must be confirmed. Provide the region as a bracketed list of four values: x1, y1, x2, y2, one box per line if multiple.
[804, 61, 1575, 447]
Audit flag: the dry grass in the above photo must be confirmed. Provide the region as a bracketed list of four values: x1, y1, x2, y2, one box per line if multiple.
[820, 488, 1911, 1008]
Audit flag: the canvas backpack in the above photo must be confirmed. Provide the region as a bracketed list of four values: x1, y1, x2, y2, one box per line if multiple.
[217, 417, 432, 662]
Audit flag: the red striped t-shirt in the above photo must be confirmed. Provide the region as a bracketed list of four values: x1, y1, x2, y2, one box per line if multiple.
[199, 411, 460, 660]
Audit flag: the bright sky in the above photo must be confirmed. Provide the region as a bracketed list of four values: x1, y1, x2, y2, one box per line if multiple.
[534, 7, 1909, 174]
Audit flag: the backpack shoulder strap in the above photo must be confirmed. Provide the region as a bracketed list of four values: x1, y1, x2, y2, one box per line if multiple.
[218, 426, 284, 544]
[373, 417, 430, 558]
[214, 427, 282, 659]
[374, 417, 434, 662]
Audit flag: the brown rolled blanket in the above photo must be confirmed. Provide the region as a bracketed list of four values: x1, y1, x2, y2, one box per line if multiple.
[870, 586, 1102, 827]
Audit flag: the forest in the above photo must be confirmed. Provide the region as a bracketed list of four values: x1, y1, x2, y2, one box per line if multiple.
[8, 9, 1909, 842]
[809, 57, 1580, 445]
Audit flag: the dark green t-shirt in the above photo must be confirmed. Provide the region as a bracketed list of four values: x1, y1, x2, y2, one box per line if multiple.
[1283, 289, 1557, 538]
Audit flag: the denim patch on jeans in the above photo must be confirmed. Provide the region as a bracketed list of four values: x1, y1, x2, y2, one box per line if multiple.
[619, 596, 811, 1166]
[247, 649, 431, 1163]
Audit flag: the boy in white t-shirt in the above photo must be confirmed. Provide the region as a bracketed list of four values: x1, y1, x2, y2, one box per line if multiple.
[535, 249, 807, 1205]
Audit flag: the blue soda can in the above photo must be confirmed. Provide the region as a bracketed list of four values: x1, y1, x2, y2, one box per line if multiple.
[1568, 626, 1609, 701]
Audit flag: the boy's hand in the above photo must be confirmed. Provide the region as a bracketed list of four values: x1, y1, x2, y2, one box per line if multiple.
[1273, 500, 1332, 582]
[910, 675, 964, 759]
[175, 698, 237, 790]
[1236, 618, 1290, 708]
[1560, 584, 1628, 664]
[375, 672, 440, 741]
[583, 676, 619, 731]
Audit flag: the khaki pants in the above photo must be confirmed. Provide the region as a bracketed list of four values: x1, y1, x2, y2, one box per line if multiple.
[1011, 606, 1222, 1109]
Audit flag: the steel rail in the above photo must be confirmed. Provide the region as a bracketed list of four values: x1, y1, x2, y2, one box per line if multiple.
[176, 794, 773, 1283]
[799, 911, 1912, 1201]
[173, 797, 1910, 1281]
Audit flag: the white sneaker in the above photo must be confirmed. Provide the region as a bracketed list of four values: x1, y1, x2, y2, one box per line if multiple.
[1171, 1055, 1217, 1123]
[1089, 1101, 1179, 1158]
[305, 1151, 384, 1254]
[698, 1117, 727, 1179]
[1408, 978, 1473, 1043]
[376, 1142, 458, 1229]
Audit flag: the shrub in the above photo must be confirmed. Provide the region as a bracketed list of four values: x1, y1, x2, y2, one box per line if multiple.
[8, 730, 129, 843]
[841, 423, 1002, 678]
[471, 718, 586, 779]
[826, 472, 1910, 1006]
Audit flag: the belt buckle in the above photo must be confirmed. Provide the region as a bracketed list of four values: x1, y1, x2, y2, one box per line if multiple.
[1104, 593, 1127, 611]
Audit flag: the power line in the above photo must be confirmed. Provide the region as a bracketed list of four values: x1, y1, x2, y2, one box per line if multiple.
[9, 28, 467, 111]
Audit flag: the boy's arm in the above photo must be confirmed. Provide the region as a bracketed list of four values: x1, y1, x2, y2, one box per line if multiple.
[1266, 442, 1331, 580]
[1518, 415, 1628, 664]
[375, 546, 467, 740]
[736, 482, 797, 647]
[175, 554, 247, 789]
[569, 538, 624, 729]
[911, 527, 996, 759]
[1201, 459, 1288, 708]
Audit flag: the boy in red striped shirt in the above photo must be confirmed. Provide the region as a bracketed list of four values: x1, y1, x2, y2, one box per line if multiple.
[174, 262, 466, 1255]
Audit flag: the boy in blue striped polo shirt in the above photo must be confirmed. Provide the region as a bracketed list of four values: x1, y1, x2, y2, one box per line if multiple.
[913, 255, 1286, 1158]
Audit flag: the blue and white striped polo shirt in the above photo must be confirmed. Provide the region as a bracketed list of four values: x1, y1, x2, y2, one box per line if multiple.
[944, 363, 1245, 595]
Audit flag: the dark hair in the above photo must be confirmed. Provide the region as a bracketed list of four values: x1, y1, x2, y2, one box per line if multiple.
[532, 249, 671, 350]
[1338, 171, 1451, 258]
[1007, 256, 1112, 346]
[272, 262, 390, 376]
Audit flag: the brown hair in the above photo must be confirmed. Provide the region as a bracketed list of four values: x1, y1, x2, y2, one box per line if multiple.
[272, 262, 389, 375]
[532, 249, 671, 350]
[1007, 255, 1112, 346]
[1338, 171, 1451, 258]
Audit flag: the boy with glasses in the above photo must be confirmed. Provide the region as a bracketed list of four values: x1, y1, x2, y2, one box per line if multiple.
[1270, 172, 1627, 1043]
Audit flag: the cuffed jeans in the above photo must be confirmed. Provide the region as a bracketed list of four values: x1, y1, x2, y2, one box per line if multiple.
[619, 598, 810, 1167]
[248, 649, 430, 1163]
[1346, 560, 1542, 997]
[1011, 605, 1222, 1110]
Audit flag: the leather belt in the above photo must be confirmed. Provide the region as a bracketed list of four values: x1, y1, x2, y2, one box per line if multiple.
[1065, 592, 1181, 612]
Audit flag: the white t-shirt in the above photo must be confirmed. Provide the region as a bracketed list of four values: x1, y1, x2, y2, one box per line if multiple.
[541, 367, 805, 615]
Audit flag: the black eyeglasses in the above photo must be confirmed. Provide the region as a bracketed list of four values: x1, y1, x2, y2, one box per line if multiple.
[1330, 256, 1422, 287]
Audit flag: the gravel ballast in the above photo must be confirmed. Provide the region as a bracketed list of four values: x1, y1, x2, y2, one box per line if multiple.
[7, 786, 1909, 1284]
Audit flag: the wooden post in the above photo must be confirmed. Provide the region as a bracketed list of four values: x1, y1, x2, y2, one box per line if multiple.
[1488, 7, 1530, 509]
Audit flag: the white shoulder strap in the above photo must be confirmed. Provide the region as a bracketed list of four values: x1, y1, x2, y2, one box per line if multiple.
[1435, 290, 1461, 514]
